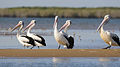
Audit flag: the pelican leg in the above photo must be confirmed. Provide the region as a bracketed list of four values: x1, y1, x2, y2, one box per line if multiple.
[102, 45, 111, 49]
[38, 46, 39, 48]
[58, 45, 61, 49]
[24, 45, 25, 49]
[27, 46, 29, 48]
[103, 42, 112, 49]
[30, 46, 34, 49]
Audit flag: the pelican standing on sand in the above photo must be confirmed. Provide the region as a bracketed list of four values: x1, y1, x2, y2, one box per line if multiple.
[97, 15, 120, 49]
[59, 20, 74, 48]
[23, 20, 46, 48]
[11, 21, 35, 49]
[53, 16, 74, 49]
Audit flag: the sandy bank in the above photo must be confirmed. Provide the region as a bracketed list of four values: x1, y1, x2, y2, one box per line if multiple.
[0, 49, 120, 57]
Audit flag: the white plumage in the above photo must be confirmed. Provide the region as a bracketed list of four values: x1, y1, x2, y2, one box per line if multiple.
[97, 15, 120, 49]
[11, 21, 35, 49]
[54, 16, 74, 49]
[23, 20, 46, 48]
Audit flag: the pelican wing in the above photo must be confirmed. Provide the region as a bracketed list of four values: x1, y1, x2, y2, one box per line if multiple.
[20, 35, 35, 46]
[35, 34, 45, 42]
[63, 34, 74, 49]
[63, 35, 69, 41]
[68, 36, 74, 49]
[30, 33, 44, 41]
[110, 33, 120, 46]
[34, 39, 46, 46]
[60, 31, 68, 37]
[19, 35, 30, 42]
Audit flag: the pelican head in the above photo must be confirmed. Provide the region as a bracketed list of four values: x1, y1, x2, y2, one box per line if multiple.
[53, 16, 58, 28]
[11, 21, 24, 32]
[97, 15, 110, 32]
[23, 20, 36, 32]
[59, 20, 72, 32]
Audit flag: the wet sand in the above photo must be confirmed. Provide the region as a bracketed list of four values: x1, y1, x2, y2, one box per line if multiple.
[0, 49, 120, 57]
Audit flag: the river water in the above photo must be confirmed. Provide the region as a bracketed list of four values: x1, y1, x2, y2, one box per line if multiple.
[0, 17, 120, 67]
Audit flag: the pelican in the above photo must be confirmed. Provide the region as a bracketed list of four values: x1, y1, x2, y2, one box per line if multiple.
[97, 15, 120, 49]
[23, 20, 46, 48]
[59, 20, 74, 48]
[53, 16, 74, 49]
[11, 21, 35, 49]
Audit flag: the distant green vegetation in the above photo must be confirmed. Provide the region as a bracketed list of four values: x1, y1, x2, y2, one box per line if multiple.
[0, 7, 120, 18]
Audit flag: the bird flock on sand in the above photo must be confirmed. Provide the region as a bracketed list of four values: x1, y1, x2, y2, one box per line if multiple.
[10, 15, 120, 49]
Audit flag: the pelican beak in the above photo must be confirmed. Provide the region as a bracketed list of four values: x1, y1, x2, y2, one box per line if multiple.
[11, 23, 21, 32]
[97, 18, 107, 32]
[23, 22, 33, 32]
[53, 16, 58, 28]
[59, 22, 68, 32]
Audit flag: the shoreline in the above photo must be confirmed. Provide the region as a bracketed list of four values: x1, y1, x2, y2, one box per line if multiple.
[0, 49, 120, 57]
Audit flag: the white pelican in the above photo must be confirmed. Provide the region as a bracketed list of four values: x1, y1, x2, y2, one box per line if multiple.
[97, 15, 120, 49]
[11, 21, 35, 49]
[23, 20, 46, 48]
[53, 16, 74, 49]
[59, 20, 74, 48]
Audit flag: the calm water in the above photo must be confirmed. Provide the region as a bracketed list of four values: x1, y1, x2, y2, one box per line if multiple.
[0, 57, 120, 67]
[0, 17, 120, 49]
[0, 17, 120, 30]
[0, 30, 120, 49]
[0, 17, 120, 67]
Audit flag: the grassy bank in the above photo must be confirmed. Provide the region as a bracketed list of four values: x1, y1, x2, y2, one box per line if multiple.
[0, 7, 120, 18]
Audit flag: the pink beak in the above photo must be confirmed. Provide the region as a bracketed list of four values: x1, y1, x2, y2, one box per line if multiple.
[97, 18, 108, 32]
[11, 23, 21, 32]
[59, 22, 68, 32]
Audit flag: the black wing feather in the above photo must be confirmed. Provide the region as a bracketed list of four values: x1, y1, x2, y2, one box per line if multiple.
[63, 35, 74, 49]
[68, 36, 74, 49]
[34, 34, 46, 46]
[21, 35, 35, 46]
[111, 33, 120, 46]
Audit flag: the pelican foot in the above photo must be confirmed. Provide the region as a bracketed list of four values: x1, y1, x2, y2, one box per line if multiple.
[58, 45, 61, 49]
[30, 46, 34, 49]
[102, 46, 111, 49]
[38, 46, 39, 49]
